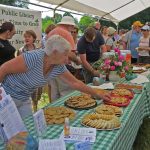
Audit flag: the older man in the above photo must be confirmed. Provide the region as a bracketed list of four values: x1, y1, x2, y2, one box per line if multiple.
[47, 16, 81, 101]
[124, 21, 143, 63]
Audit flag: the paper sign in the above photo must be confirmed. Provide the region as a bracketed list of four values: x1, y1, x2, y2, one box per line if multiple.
[38, 138, 66, 150]
[75, 142, 92, 150]
[0, 95, 26, 141]
[63, 127, 96, 143]
[33, 109, 47, 136]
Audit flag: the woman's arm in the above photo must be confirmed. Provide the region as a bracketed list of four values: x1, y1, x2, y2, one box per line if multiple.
[0, 55, 28, 82]
[59, 71, 111, 102]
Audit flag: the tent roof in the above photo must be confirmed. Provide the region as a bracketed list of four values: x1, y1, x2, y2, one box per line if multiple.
[38, 0, 150, 22]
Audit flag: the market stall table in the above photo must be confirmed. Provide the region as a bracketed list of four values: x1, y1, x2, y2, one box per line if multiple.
[0, 76, 150, 150]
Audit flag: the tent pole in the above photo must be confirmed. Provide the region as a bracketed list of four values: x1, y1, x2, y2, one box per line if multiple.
[53, 0, 70, 24]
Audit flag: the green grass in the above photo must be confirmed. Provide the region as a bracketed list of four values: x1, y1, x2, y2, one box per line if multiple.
[133, 117, 150, 150]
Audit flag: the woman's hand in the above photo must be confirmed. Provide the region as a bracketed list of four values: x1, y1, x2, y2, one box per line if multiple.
[97, 92, 111, 102]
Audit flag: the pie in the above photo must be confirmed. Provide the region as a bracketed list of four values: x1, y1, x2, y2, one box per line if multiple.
[82, 113, 121, 130]
[115, 83, 143, 90]
[104, 96, 130, 107]
[65, 95, 96, 109]
[44, 106, 75, 125]
[111, 89, 133, 98]
[95, 104, 122, 116]
[110, 96, 129, 104]
[92, 88, 110, 95]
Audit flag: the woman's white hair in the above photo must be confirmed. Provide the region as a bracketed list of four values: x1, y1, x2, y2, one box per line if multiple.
[44, 35, 71, 55]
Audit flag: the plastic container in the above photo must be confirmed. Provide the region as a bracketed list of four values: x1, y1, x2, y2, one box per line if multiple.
[120, 50, 131, 64]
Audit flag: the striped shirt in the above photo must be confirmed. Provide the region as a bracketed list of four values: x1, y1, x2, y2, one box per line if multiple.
[2, 50, 67, 101]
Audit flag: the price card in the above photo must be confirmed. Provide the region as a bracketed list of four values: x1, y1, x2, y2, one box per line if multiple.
[38, 138, 66, 150]
[33, 109, 47, 136]
[62, 127, 96, 143]
[0, 95, 26, 141]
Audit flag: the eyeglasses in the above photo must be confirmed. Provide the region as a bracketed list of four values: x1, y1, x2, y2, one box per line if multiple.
[71, 31, 77, 34]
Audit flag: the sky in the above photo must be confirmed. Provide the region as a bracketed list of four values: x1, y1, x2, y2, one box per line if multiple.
[29, 0, 82, 20]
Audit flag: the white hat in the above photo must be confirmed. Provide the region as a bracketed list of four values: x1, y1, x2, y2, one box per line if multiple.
[108, 27, 116, 36]
[57, 16, 75, 26]
[141, 25, 150, 31]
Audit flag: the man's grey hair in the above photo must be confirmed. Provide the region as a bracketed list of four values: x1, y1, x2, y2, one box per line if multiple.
[44, 35, 71, 55]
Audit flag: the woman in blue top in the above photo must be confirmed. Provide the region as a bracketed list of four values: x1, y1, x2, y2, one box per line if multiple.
[0, 35, 111, 119]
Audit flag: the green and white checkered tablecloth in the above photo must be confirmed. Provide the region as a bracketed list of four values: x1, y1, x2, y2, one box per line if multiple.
[0, 76, 150, 150]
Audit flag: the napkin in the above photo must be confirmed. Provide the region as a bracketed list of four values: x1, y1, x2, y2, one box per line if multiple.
[140, 71, 150, 77]
[91, 82, 114, 89]
[130, 75, 149, 84]
[133, 66, 146, 71]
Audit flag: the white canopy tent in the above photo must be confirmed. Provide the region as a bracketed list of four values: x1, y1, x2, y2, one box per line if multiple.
[37, 0, 150, 22]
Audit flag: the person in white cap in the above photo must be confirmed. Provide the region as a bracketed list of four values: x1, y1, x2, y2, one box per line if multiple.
[137, 25, 150, 64]
[105, 27, 117, 51]
[47, 16, 81, 101]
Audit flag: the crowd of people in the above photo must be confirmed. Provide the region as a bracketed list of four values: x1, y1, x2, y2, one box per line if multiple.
[0, 16, 149, 119]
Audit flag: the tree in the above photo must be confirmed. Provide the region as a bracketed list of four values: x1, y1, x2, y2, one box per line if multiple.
[42, 16, 54, 33]
[0, 0, 29, 8]
[79, 15, 95, 32]
[119, 7, 150, 29]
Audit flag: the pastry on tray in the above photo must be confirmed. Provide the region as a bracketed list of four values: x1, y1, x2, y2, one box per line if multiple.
[105, 96, 130, 107]
[44, 106, 75, 125]
[95, 104, 122, 116]
[64, 95, 97, 110]
[111, 89, 134, 99]
[81, 113, 121, 130]
[115, 83, 143, 90]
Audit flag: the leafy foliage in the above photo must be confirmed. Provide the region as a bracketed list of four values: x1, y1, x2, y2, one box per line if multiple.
[0, 0, 29, 8]
[119, 7, 150, 29]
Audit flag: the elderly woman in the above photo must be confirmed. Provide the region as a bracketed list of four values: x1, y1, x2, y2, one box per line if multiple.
[0, 35, 110, 119]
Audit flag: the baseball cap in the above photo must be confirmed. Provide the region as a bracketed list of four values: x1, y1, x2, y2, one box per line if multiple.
[141, 25, 150, 31]
[57, 16, 75, 26]
[133, 21, 143, 27]
[108, 27, 116, 36]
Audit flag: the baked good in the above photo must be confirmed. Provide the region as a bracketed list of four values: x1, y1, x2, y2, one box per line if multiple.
[115, 84, 143, 90]
[111, 89, 133, 98]
[65, 95, 96, 109]
[44, 106, 75, 124]
[82, 113, 121, 130]
[95, 104, 122, 116]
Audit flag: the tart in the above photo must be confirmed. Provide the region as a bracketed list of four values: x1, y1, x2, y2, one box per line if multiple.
[105, 96, 130, 107]
[44, 106, 75, 125]
[111, 89, 134, 99]
[115, 84, 143, 90]
[82, 113, 121, 130]
[95, 104, 122, 116]
[64, 95, 97, 110]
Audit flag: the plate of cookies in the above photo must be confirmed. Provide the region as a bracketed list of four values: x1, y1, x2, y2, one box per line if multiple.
[64, 94, 97, 110]
[81, 113, 121, 130]
[95, 104, 123, 116]
[44, 106, 75, 125]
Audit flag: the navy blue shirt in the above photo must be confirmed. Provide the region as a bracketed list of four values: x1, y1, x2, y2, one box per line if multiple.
[77, 31, 104, 63]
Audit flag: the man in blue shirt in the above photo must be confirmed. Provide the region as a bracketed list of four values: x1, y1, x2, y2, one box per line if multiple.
[124, 21, 143, 63]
